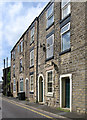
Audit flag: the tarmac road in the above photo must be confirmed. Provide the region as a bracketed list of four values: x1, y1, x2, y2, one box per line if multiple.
[1, 96, 67, 120]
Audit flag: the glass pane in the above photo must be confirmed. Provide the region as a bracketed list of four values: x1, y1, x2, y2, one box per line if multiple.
[48, 83, 52, 88]
[31, 59, 34, 66]
[48, 87, 52, 92]
[31, 85, 33, 91]
[47, 36, 53, 47]
[62, 31, 70, 51]
[48, 72, 52, 82]
[47, 3, 54, 18]
[31, 76, 33, 83]
[31, 51, 34, 59]
[18, 45, 19, 52]
[47, 45, 53, 59]
[62, 4, 70, 19]
[61, 23, 70, 34]
[61, 0, 70, 8]
[14, 85, 16, 91]
[20, 81, 23, 91]
[47, 15, 54, 28]
[31, 27, 34, 43]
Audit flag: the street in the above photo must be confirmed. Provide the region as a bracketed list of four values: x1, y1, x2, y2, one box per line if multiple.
[1, 96, 67, 120]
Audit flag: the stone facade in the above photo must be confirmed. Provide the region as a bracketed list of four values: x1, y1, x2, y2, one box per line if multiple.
[11, 1, 87, 114]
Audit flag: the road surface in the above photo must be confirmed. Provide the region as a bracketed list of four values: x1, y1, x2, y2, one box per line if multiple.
[0, 95, 67, 120]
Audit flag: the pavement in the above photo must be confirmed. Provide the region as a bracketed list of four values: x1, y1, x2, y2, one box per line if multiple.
[2, 96, 87, 120]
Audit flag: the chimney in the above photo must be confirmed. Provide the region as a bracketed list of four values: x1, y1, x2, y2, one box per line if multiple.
[7, 57, 8, 68]
[4, 59, 5, 69]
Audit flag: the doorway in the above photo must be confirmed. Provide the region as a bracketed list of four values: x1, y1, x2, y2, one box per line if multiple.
[60, 74, 72, 112]
[62, 77, 70, 108]
[38, 75, 44, 103]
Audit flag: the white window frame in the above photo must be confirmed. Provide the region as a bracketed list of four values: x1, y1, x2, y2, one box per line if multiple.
[30, 50, 34, 67]
[61, 0, 71, 19]
[46, 3, 54, 28]
[13, 79, 16, 92]
[20, 78, 23, 92]
[46, 70, 53, 96]
[30, 75, 34, 92]
[30, 27, 34, 44]
[61, 22, 70, 52]
[46, 34, 54, 59]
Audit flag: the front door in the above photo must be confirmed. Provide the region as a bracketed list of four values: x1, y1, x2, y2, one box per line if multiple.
[62, 77, 70, 108]
[39, 77, 43, 102]
[65, 78, 70, 108]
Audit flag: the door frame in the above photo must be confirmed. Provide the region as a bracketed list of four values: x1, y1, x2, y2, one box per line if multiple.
[38, 74, 44, 103]
[60, 74, 72, 112]
[25, 78, 29, 97]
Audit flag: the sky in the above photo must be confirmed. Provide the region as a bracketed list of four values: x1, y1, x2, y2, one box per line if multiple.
[0, 1, 49, 81]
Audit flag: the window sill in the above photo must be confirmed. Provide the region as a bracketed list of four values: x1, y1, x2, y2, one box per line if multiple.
[30, 91, 34, 94]
[29, 65, 34, 69]
[45, 56, 54, 62]
[46, 22, 54, 31]
[60, 13, 71, 24]
[59, 48, 71, 56]
[30, 41, 34, 46]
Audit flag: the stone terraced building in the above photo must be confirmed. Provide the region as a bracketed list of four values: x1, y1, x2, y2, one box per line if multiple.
[11, 0, 87, 114]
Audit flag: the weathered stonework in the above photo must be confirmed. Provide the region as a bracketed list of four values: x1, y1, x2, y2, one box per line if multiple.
[11, 1, 87, 114]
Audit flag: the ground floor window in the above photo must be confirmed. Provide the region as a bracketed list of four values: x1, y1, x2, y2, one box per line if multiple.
[13, 79, 16, 92]
[30, 75, 34, 92]
[47, 70, 53, 94]
[20, 78, 23, 92]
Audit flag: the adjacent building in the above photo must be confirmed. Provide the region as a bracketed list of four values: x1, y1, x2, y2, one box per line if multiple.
[2, 59, 11, 95]
[11, 1, 87, 114]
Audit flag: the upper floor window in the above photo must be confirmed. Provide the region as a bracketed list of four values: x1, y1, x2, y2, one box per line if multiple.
[46, 34, 54, 59]
[30, 75, 34, 92]
[61, 22, 70, 52]
[46, 3, 54, 28]
[47, 70, 53, 94]
[20, 78, 23, 92]
[18, 45, 19, 52]
[13, 50, 15, 60]
[13, 64, 15, 77]
[61, 0, 70, 19]
[13, 79, 16, 92]
[20, 40, 24, 52]
[30, 50, 34, 67]
[20, 59, 23, 72]
[30, 27, 34, 44]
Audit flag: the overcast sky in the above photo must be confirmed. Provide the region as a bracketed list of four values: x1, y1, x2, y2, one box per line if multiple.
[0, 1, 49, 81]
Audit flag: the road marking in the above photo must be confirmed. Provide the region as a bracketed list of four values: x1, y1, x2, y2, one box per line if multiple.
[1, 97, 57, 120]
[1, 97, 70, 120]
[2, 97, 66, 119]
